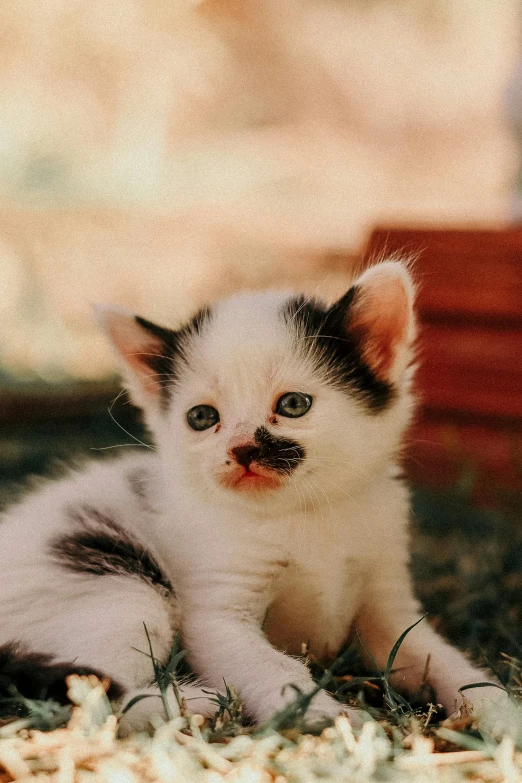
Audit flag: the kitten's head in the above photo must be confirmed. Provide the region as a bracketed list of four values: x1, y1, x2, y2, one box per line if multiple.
[97, 261, 416, 513]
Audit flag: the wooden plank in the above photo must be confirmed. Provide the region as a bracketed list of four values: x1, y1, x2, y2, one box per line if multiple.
[415, 326, 522, 419]
[367, 227, 522, 324]
[406, 416, 522, 499]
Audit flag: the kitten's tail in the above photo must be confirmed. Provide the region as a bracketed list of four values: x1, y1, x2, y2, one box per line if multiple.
[0, 642, 123, 705]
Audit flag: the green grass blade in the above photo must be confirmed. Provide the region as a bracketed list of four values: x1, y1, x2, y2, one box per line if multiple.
[336, 676, 380, 693]
[355, 631, 380, 673]
[143, 622, 173, 721]
[142, 623, 162, 683]
[121, 693, 160, 715]
[459, 682, 507, 693]
[384, 615, 427, 680]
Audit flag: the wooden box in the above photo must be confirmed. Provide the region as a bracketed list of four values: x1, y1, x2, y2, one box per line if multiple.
[366, 228, 522, 500]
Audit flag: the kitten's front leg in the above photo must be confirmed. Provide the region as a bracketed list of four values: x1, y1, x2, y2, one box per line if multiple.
[184, 608, 348, 725]
[182, 568, 353, 726]
[355, 558, 506, 718]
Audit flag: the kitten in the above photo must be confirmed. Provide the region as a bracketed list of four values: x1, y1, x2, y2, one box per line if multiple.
[0, 260, 502, 733]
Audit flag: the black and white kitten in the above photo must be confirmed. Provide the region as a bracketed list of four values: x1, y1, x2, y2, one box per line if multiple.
[0, 261, 502, 733]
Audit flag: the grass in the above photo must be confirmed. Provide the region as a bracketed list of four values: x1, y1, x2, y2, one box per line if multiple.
[0, 493, 520, 783]
[1, 624, 522, 782]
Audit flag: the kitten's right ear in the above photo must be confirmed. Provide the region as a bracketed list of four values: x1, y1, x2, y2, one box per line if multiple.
[93, 304, 177, 408]
[327, 260, 416, 386]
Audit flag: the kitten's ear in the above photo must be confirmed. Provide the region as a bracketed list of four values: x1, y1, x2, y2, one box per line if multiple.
[94, 304, 176, 408]
[331, 261, 415, 385]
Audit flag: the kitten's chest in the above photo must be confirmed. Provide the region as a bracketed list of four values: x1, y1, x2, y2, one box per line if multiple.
[263, 544, 364, 661]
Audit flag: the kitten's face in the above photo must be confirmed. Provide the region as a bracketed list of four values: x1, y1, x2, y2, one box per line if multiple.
[165, 295, 344, 505]
[99, 261, 416, 513]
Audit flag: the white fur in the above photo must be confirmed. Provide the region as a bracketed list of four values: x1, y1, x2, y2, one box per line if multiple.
[0, 262, 504, 732]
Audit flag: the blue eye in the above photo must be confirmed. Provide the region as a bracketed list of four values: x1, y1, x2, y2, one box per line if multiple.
[275, 392, 312, 418]
[187, 405, 220, 431]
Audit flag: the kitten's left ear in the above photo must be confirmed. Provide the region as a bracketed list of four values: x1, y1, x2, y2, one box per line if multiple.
[94, 304, 177, 409]
[332, 260, 416, 385]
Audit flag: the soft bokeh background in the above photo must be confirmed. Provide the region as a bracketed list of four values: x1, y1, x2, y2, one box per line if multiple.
[0, 0, 519, 380]
[1, 0, 522, 670]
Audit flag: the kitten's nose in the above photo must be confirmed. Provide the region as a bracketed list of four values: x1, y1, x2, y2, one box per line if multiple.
[230, 443, 260, 469]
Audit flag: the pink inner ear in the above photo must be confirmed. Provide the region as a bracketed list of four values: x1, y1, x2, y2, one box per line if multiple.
[124, 340, 164, 397]
[350, 276, 411, 381]
[101, 308, 165, 400]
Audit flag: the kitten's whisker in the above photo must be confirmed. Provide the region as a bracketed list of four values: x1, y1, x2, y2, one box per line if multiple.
[125, 351, 174, 362]
[287, 269, 345, 326]
[90, 444, 150, 451]
[317, 474, 364, 511]
[299, 473, 327, 529]
[287, 292, 318, 325]
[295, 333, 353, 345]
[107, 390, 155, 450]
[307, 476, 337, 540]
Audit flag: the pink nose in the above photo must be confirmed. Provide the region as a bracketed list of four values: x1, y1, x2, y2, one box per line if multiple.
[230, 443, 261, 469]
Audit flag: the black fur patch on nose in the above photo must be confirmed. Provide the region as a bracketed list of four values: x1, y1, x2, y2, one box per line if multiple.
[252, 426, 305, 474]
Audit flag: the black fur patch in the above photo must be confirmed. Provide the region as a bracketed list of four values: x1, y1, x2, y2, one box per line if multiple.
[0, 642, 124, 704]
[135, 306, 211, 408]
[248, 426, 305, 474]
[284, 289, 393, 412]
[50, 505, 173, 594]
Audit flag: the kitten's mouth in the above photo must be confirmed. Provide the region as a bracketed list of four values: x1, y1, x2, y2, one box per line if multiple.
[219, 464, 283, 492]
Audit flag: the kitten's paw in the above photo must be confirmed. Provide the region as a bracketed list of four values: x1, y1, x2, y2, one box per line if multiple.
[259, 689, 362, 731]
[441, 682, 515, 740]
[470, 691, 521, 739]
[118, 683, 217, 737]
[452, 684, 512, 729]
[304, 691, 363, 731]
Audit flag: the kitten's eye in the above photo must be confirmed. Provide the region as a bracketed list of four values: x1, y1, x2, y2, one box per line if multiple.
[187, 405, 220, 431]
[275, 392, 312, 418]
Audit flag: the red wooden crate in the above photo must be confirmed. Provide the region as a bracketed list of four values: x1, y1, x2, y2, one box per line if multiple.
[366, 228, 522, 499]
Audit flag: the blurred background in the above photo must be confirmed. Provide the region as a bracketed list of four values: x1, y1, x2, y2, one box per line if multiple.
[0, 0, 521, 670]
